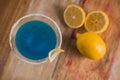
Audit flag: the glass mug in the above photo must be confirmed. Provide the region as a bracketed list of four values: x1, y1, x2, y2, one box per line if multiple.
[9, 14, 63, 64]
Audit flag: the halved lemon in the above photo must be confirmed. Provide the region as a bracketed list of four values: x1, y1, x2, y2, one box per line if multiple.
[63, 4, 86, 28]
[85, 11, 109, 33]
[48, 48, 64, 62]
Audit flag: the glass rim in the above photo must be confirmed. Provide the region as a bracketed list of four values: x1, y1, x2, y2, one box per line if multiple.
[9, 14, 62, 64]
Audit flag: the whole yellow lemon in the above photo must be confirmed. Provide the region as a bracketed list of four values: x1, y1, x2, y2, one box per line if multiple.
[76, 32, 106, 60]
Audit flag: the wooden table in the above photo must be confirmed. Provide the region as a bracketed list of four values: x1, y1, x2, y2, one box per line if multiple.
[0, 0, 120, 80]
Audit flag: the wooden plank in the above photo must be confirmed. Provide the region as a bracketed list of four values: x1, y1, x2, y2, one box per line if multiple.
[52, 0, 120, 80]
[0, 0, 30, 76]
[1, 52, 58, 80]
[1, 0, 62, 80]
[0, 0, 120, 80]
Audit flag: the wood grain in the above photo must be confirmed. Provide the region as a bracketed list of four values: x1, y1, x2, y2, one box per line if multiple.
[0, 0, 30, 76]
[52, 0, 120, 80]
[1, 0, 62, 80]
[0, 0, 120, 80]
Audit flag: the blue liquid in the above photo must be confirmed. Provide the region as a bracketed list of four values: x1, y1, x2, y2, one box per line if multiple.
[15, 20, 57, 60]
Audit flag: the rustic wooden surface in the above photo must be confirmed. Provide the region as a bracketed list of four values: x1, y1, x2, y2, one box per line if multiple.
[0, 0, 120, 80]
